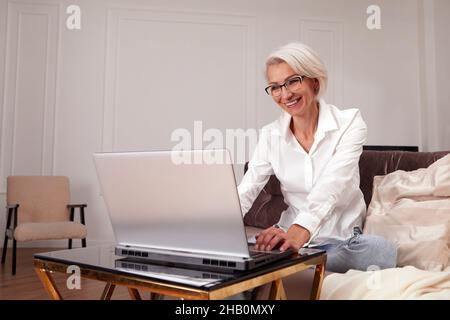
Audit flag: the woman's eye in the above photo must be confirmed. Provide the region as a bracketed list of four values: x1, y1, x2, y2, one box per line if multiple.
[271, 86, 281, 92]
[288, 78, 301, 86]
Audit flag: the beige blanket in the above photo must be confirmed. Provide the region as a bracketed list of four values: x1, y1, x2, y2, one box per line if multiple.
[321, 266, 450, 299]
[364, 154, 450, 271]
[322, 154, 450, 299]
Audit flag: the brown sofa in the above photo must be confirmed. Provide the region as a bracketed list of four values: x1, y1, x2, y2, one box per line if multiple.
[243, 149, 450, 299]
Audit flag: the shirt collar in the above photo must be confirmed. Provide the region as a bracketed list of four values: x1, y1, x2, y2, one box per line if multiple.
[274, 99, 338, 141]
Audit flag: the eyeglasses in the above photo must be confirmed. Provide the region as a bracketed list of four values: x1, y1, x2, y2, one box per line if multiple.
[264, 75, 305, 97]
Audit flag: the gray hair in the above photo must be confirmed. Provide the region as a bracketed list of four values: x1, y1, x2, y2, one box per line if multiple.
[266, 42, 328, 98]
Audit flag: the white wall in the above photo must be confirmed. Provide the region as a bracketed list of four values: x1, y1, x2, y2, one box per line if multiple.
[0, 0, 448, 247]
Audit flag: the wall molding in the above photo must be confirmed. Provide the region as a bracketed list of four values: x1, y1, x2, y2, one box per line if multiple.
[299, 19, 343, 107]
[102, 7, 257, 151]
[0, 1, 59, 193]
[418, 0, 439, 152]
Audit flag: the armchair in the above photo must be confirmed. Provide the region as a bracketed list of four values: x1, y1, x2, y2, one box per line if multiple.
[1, 176, 88, 275]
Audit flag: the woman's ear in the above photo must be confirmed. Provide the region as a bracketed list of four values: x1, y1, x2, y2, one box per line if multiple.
[314, 79, 320, 94]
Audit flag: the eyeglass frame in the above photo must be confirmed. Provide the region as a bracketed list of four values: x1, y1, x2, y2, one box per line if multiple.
[264, 75, 306, 96]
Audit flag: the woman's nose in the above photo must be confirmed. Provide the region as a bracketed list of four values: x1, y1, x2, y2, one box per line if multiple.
[280, 86, 293, 99]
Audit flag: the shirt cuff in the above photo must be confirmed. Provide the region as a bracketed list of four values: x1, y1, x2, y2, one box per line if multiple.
[237, 184, 251, 216]
[292, 213, 321, 246]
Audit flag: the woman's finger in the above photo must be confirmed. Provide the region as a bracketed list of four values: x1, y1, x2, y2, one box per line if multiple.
[266, 233, 287, 251]
[256, 228, 284, 250]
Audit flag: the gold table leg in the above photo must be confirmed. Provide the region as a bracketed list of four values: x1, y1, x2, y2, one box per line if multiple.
[268, 279, 287, 300]
[150, 292, 163, 300]
[34, 267, 63, 300]
[310, 257, 326, 300]
[128, 287, 142, 300]
[101, 282, 116, 300]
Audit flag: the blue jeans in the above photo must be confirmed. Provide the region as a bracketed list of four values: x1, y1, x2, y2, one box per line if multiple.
[313, 227, 397, 273]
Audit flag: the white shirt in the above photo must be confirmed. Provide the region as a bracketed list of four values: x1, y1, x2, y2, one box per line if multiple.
[238, 99, 367, 246]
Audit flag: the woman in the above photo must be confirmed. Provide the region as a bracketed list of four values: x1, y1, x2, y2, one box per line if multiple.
[238, 42, 396, 273]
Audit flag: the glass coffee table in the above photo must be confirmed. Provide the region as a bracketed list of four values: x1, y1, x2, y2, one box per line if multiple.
[34, 245, 326, 300]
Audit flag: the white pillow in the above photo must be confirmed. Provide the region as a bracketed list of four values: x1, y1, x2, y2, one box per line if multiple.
[363, 155, 450, 271]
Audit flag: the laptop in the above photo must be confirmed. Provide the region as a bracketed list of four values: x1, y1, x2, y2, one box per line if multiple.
[93, 149, 293, 272]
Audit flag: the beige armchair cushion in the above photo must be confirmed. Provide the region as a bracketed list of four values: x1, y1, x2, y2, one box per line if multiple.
[6, 176, 87, 243]
[7, 176, 70, 223]
[14, 222, 87, 241]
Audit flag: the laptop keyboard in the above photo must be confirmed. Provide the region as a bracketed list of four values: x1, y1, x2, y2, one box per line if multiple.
[248, 244, 283, 257]
[249, 251, 266, 258]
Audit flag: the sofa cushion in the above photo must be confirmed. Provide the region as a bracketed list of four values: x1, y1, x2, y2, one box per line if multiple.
[358, 151, 449, 207]
[243, 176, 288, 228]
[363, 154, 450, 271]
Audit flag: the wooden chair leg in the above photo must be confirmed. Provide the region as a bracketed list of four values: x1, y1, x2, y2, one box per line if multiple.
[2, 209, 12, 264]
[68, 238, 86, 249]
[1, 235, 8, 264]
[12, 238, 17, 275]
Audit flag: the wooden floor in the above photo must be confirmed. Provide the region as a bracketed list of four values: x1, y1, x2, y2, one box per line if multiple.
[0, 247, 155, 300]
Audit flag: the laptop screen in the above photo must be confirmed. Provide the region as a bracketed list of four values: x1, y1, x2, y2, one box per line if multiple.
[93, 149, 250, 258]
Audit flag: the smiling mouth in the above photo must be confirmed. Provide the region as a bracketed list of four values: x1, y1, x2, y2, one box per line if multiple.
[285, 97, 302, 108]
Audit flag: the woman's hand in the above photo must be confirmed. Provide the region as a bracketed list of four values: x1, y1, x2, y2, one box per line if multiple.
[255, 224, 311, 252]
